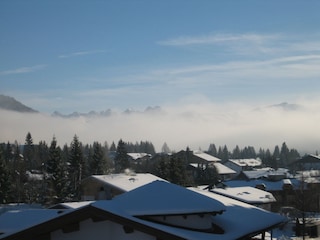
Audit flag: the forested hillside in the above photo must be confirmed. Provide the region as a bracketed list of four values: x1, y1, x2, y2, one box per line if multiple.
[0, 132, 301, 205]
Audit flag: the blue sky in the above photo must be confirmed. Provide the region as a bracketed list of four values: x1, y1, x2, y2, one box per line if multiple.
[2, 1, 320, 152]
[1, 0, 320, 113]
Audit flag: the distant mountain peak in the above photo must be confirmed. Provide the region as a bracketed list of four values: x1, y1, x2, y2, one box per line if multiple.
[268, 102, 302, 111]
[51, 109, 113, 118]
[0, 94, 38, 113]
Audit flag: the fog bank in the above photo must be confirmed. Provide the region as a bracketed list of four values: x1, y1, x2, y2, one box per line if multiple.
[1, 100, 320, 153]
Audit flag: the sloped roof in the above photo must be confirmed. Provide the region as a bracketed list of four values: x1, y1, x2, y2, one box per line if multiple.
[1, 181, 285, 240]
[94, 180, 226, 216]
[189, 187, 285, 239]
[213, 162, 236, 175]
[189, 163, 235, 175]
[82, 173, 166, 192]
[225, 178, 302, 191]
[0, 209, 72, 238]
[193, 150, 221, 162]
[210, 186, 276, 204]
[243, 168, 289, 180]
[127, 152, 150, 160]
[49, 201, 94, 209]
[229, 158, 262, 167]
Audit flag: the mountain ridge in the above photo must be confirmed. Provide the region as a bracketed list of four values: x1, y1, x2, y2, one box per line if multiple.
[0, 94, 38, 113]
[0, 94, 302, 117]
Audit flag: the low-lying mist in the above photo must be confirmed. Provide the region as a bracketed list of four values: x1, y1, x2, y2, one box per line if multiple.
[1, 100, 320, 154]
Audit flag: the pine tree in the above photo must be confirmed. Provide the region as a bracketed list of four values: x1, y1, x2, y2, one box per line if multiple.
[161, 142, 171, 153]
[207, 143, 217, 156]
[109, 142, 116, 152]
[68, 135, 84, 200]
[168, 155, 187, 186]
[114, 139, 129, 173]
[232, 145, 241, 159]
[23, 132, 34, 170]
[271, 145, 280, 169]
[90, 142, 107, 175]
[12, 141, 26, 203]
[0, 150, 10, 203]
[280, 142, 290, 167]
[46, 136, 70, 203]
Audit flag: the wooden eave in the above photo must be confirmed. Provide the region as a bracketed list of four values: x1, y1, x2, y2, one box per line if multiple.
[1, 205, 186, 240]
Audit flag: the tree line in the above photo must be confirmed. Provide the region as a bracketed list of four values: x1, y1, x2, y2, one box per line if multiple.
[0, 132, 302, 205]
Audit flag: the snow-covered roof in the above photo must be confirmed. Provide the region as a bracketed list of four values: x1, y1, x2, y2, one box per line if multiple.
[225, 178, 302, 191]
[127, 152, 150, 160]
[94, 180, 226, 216]
[213, 162, 236, 175]
[243, 168, 289, 179]
[0, 209, 71, 237]
[229, 158, 262, 167]
[49, 201, 94, 209]
[209, 186, 276, 204]
[1, 181, 285, 240]
[192, 150, 221, 162]
[189, 187, 285, 239]
[83, 172, 166, 192]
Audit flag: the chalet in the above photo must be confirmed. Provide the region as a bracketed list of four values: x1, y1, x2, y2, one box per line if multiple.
[188, 162, 236, 181]
[292, 154, 320, 171]
[207, 185, 276, 211]
[225, 158, 262, 177]
[236, 168, 290, 181]
[80, 171, 166, 200]
[0, 181, 285, 240]
[176, 150, 236, 181]
[127, 152, 151, 163]
[174, 149, 221, 165]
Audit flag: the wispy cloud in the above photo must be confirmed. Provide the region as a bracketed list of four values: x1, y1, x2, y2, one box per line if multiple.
[158, 32, 320, 57]
[58, 50, 107, 59]
[0, 64, 46, 76]
[158, 33, 279, 46]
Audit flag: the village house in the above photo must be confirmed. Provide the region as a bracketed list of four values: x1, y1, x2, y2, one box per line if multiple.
[292, 154, 320, 171]
[0, 181, 285, 240]
[175, 150, 236, 181]
[224, 158, 262, 177]
[80, 171, 166, 201]
[127, 152, 151, 162]
[206, 184, 276, 211]
[235, 167, 290, 181]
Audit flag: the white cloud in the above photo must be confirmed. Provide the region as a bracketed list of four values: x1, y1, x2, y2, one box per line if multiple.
[58, 50, 107, 58]
[0, 65, 46, 75]
[158, 33, 279, 46]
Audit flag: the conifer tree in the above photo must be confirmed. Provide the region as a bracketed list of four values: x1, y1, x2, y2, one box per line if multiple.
[232, 145, 241, 159]
[0, 150, 10, 203]
[207, 143, 217, 156]
[109, 141, 116, 152]
[161, 142, 171, 153]
[23, 132, 34, 170]
[168, 155, 187, 186]
[46, 137, 70, 203]
[90, 142, 107, 175]
[279, 142, 289, 167]
[69, 135, 84, 200]
[114, 139, 129, 173]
